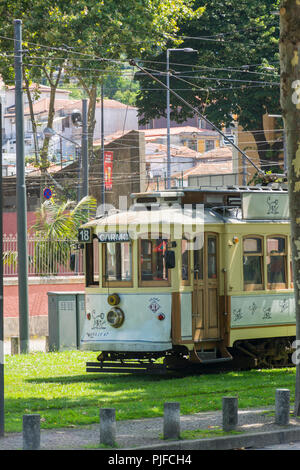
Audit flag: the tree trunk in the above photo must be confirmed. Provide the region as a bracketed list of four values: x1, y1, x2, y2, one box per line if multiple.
[39, 67, 63, 199]
[87, 83, 97, 159]
[24, 76, 39, 164]
[280, 0, 300, 416]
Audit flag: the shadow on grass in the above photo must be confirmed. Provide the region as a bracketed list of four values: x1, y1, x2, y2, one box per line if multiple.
[26, 370, 187, 385]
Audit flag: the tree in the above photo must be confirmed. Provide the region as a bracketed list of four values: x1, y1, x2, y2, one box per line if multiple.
[29, 195, 96, 274]
[58, 0, 200, 157]
[280, 0, 300, 416]
[135, 0, 282, 170]
[0, 1, 71, 164]
[0, 0, 199, 191]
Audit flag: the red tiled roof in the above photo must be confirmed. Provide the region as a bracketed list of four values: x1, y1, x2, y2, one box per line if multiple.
[177, 160, 233, 179]
[146, 142, 198, 159]
[7, 97, 136, 118]
[144, 126, 219, 140]
[197, 146, 232, 160]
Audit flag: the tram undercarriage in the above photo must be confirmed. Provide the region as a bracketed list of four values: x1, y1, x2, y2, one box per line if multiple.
[85, 336, 295, 374]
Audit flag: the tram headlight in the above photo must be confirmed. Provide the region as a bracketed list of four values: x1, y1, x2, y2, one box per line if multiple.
[107, 307, 125, 328]
[107, 293, 120, 306]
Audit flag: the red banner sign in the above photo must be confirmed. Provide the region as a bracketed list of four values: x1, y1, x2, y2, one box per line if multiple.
[104, 151, 113, 191]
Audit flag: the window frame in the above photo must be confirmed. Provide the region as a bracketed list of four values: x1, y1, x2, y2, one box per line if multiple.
[181, 238, 191, 286]
[266, 235, 287, 290]
[242, 235, 264, 291]
[102, 241, 133, 288]
[138, 235, 171, 287]
[85, 235, 100, 288]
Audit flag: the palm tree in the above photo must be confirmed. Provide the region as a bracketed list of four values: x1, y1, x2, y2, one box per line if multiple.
[30, 195, 97, 275]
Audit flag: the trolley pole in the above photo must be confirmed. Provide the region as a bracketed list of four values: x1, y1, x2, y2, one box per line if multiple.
[0, 99, 4, 437]
[14, 19, 29, 354]
[81, 98, 88, 198]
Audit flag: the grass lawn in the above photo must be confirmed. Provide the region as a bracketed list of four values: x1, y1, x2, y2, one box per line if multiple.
[2, 350, 297, 432]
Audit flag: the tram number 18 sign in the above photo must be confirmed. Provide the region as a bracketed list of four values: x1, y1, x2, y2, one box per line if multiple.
[78, 228, 92, 243]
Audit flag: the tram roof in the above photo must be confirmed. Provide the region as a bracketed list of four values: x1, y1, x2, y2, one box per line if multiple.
[83, 206, 223, 231]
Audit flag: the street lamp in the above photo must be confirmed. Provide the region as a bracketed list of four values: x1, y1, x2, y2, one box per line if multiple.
[166, 47, 197, 189]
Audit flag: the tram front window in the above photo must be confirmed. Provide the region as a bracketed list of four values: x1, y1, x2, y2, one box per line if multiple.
[103, 242, 132, 284]
[140, 238, 169, 285]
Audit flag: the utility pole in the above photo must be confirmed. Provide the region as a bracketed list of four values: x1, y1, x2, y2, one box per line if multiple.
[0, 99, 4, 437]
[101, 82, 105, 207]
[81, 98, 88, 198]
[14, 19, 29, 354]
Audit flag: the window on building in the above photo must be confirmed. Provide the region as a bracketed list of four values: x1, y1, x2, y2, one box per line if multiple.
[243, 237, 263, 290]
[183, 139, 198, 151]
[205, 140, 215, 152]
[103, 242, 132, 285]
[267, 236, 287, 288]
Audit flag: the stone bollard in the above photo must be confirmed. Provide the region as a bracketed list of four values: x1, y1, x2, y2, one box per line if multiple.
[275, 388, 290, 425]
[222, 396, 238, 432]
[23, 414, 40, 450]
[11, 336, 19, 355]
[100, 408, 116, 447]
[163, 402, 180, 440]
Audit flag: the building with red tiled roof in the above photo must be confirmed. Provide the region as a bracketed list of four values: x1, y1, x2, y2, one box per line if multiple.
[143, 126, 221, 154]
[147, 146, 238, 191]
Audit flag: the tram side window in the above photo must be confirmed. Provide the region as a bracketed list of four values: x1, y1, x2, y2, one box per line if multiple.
[267, 237, 287, 287]
[140, 238, 169, 284]
[243, 237, 263, 290]
[103, 242, 132, 284]
[86, 237, 99, 287]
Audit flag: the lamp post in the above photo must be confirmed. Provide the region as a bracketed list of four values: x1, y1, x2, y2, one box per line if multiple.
[166, 47, 197, 189]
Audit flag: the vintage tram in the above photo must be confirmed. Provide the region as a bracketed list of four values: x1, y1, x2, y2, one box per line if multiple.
[78, 185, 295, 372]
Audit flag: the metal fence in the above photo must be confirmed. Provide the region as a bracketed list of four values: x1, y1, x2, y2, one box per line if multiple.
[3, 234, 85, 277]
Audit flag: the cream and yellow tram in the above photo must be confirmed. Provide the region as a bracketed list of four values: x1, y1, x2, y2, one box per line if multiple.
[78, 186, 295, 372]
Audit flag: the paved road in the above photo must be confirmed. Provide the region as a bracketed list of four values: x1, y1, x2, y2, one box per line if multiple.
[254, 442, 300, 450]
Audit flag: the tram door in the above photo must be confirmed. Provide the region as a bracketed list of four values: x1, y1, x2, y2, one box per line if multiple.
[192, 233, 220, 341]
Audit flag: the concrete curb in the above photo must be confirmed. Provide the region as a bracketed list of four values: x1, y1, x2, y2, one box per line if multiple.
[124, 426, 300, 450]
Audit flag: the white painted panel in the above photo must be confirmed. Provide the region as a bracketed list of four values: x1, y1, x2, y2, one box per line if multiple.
[81, 293, 172, 351]
[231, 294, 295, 328]
[180, 292, 192, 339]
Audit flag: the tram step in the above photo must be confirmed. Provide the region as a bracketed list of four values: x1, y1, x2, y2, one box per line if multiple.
[86, 361, 166, 374]
[199, 357, 232, 364]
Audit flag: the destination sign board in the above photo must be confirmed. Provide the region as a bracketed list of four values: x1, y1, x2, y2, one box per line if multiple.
[242, 192, 289, 220]
[97, 232, 131, 242]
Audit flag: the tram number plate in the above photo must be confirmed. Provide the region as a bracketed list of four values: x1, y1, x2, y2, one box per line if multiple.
[78, 228, 92, 243]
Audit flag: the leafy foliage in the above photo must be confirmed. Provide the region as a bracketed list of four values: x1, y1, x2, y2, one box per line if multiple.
[30, 195, 96, 274]
[135, 0, 281, 167]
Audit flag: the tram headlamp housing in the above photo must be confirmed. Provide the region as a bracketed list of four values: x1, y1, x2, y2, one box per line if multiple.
[107, 307, 125, 328]
[107, 293, 120, 306]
